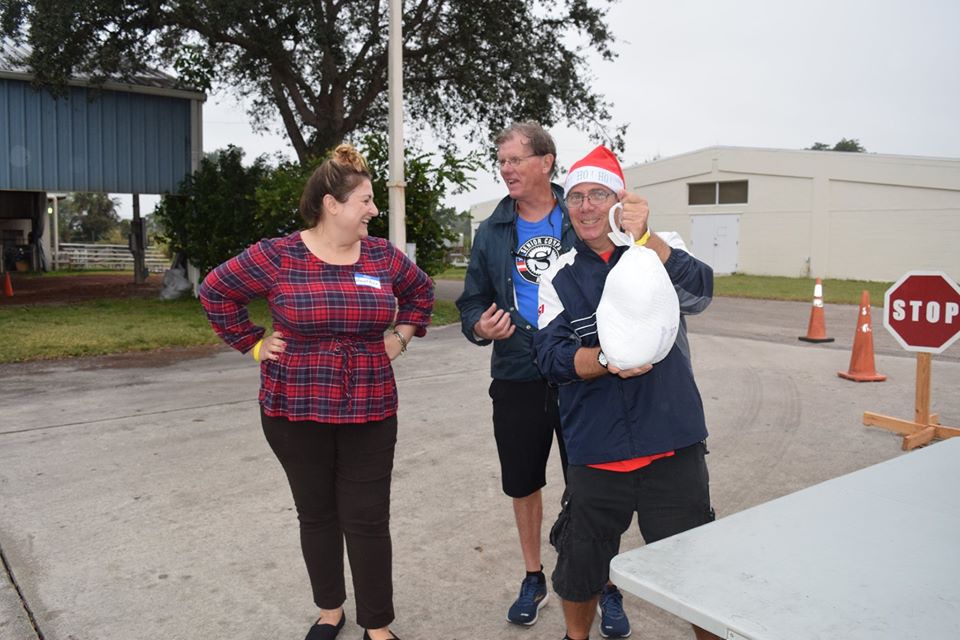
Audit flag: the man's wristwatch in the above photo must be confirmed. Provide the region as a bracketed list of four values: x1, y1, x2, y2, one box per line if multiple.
[597, 349, 608, 369]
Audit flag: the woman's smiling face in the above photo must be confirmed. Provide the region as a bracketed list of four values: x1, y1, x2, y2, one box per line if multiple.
[329, 178, 378, 239]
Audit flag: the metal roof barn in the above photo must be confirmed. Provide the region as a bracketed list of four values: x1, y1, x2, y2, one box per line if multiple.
[0, 39, 205, 274]
[0, 39, 205, 194]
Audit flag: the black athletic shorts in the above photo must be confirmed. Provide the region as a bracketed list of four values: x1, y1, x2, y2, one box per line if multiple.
[550, 441, 715, 602]
[489, 378, 567, 498]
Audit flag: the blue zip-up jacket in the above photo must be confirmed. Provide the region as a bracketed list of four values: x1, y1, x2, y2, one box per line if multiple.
[456, 183, 576, 381]
[533, 234, 713, 465]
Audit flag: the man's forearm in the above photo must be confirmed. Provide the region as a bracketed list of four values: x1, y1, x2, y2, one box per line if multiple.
[644, 231, 672, 263]
[574, 346, 608, 380]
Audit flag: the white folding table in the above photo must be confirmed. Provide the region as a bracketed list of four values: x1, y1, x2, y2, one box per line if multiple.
[609, 438, 960, 640]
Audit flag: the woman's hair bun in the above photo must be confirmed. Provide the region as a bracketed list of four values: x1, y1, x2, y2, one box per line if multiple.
[332, 144, 368, 172]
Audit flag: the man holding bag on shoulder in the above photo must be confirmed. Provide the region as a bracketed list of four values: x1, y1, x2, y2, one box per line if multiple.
[533, 146, 719, 640]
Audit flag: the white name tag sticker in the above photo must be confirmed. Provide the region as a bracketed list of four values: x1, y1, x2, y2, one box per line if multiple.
[354, 273, 382, 289]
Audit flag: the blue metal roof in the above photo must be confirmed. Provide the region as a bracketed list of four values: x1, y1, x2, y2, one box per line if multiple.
[1, 80, 196, 194]
[0, 39, 200, 94]
[0, 40, 204, 194]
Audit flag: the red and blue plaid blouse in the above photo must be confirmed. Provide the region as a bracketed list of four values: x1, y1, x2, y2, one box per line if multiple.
[199, 232, 434, 424]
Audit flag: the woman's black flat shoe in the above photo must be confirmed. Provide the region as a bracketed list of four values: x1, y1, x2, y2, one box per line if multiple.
[305, 613, 345, 640]
[361, 631, 399, 640]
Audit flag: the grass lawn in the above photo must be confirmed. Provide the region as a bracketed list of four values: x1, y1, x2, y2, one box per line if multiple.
[1, 296, 460, 364]
[714, 274, 892, 305]
[433, 266, 467, 280]
[1, 271, 887, 363]
[435, 267, 889, 304]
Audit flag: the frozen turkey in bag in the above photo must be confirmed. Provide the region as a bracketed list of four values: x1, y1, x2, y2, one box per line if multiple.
[596, 203, 680, 369]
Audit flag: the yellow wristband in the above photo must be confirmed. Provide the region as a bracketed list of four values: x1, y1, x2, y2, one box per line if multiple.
[634, 229, 651, 246]
[251, 339, 264, 362]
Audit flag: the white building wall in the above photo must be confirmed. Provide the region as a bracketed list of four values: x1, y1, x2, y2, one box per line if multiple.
[619, 147, 960, 282]
[826, 181, 960, 280]
[468, 197, 502, 240]
[739, 175, 813, 277]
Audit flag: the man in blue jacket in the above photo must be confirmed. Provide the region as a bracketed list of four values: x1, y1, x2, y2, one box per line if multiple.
[456, 122, 577, 627]
[534, 146, 718, 640]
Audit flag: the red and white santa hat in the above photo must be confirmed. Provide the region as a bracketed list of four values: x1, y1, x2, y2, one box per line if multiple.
[564, 145, 625, 196]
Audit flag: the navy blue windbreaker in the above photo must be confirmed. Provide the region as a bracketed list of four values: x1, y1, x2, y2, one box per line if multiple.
[533, 234, 713, 465]
[456, 184, 576, 381]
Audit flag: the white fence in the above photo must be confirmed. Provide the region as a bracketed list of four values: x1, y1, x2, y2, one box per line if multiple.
[57, 243, 170, 273]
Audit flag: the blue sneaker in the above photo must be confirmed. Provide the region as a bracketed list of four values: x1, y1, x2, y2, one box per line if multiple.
[507, 574, 549, 625]
[597, 585, 631, 638]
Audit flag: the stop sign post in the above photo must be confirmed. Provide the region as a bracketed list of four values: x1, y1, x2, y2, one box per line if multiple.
[863, 271, 960, 450]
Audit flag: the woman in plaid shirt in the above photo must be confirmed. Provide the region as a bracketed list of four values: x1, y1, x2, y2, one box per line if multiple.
[200, 144, 433, 640]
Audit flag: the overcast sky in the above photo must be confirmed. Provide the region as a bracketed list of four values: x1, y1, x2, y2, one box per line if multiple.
[118, 0, 960, 218]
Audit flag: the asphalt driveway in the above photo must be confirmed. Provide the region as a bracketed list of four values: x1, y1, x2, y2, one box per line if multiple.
[2, 300, 958, 639]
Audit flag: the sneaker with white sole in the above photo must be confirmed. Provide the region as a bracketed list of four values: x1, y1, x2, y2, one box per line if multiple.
[507, 574, 549, 625]
[597, 584, 631, 638]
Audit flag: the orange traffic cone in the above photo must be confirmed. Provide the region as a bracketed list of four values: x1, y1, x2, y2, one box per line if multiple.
[838, 290, 886, 382]
[3, 271, 12, 297]
[798, 278, 834, 343]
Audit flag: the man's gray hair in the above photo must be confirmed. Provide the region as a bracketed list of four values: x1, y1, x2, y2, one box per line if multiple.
[494, 121, 558, 179]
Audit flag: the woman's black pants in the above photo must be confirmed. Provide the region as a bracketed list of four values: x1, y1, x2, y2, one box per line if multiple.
[261, 409, 397, 629]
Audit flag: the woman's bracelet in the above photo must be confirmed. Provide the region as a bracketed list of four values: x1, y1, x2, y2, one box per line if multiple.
[392, 330, 408, 354]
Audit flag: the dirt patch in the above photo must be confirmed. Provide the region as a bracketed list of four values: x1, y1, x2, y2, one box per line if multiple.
[0, 272, 165, 306]
[75, 344, 232, 369]
[4, 344, 233, 375]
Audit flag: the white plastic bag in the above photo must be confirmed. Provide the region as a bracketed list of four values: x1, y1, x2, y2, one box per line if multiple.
[159, 266, 194, 300]
[596, 203, 679, 369]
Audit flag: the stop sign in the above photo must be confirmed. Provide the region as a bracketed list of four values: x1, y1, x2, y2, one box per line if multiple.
[883, 271, 960, 354]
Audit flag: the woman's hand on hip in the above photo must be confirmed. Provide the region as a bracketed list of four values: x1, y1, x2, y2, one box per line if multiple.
[260, 331, 286, 361]
[384, 334, 404, 360]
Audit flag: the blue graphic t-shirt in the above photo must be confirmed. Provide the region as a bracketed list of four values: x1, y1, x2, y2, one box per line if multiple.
[514, 204, 563, 325]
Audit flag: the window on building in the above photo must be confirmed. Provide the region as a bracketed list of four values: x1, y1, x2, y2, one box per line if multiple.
[688, 180, 748, 205]
[719, 180, 748, 204]
[688, 182, 716, 205]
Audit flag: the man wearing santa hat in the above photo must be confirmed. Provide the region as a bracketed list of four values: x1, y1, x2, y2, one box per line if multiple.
[534, 146, 719, 640]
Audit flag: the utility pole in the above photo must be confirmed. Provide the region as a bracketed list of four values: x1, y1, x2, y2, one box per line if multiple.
[387, 0, 406, 252]
[130, 194, 147, 284]
[50, 196, 60, 270]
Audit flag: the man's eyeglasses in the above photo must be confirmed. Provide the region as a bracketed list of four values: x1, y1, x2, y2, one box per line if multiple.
[565, 189, 615, 208]
[497, 155, 541, 168]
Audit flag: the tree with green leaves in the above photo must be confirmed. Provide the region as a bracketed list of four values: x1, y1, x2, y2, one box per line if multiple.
[2, 0, 626, 160]
[157, 137, 479, 276]
[255, 134, 480, 275]
[58, 193, 122, 242]
[807, 138, 866, 152]
[153, 146, 270, 274]
[434, 206, 472, 250]
[362, 134, 479, 274]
